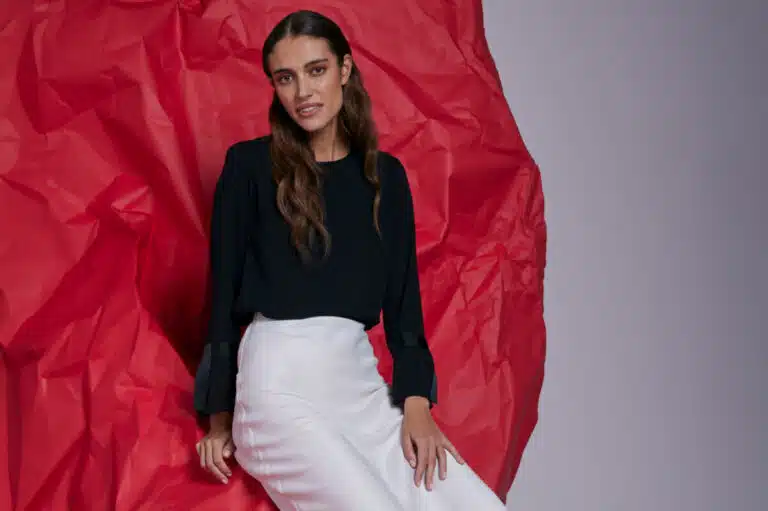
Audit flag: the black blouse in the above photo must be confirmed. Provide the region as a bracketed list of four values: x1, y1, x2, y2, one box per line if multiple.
[193, 136, 437, 415]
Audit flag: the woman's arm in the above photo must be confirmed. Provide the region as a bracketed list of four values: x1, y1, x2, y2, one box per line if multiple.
[381, 157, 438, 408]
[194, 142, 250, 417]
[381, 156, 464, 491]
[194, 142, 252, 484]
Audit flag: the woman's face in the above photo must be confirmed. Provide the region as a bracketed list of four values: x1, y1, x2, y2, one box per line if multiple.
[268, 35, 352, 136]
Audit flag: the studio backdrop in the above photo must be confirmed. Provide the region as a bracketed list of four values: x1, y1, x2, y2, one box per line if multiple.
[0, 1, 546, 509]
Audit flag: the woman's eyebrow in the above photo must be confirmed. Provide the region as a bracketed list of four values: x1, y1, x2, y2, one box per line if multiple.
[273, 58, 330, 75]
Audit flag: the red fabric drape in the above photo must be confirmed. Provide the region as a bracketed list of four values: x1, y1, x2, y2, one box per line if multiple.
[0, 1, 546, 509]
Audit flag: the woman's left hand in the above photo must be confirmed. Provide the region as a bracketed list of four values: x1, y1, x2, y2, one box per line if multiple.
[401, 396, 465, 491]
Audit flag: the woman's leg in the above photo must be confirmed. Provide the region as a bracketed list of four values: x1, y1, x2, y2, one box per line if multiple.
[379, 429, 508, 510]
[232, 391, 404, 511]
[233, 314, 506, 510]
[342, 392, 508, 511]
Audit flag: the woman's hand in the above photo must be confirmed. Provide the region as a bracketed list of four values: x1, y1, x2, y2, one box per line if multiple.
[401, 396, 465, 491]
[195, 412, 235, 484]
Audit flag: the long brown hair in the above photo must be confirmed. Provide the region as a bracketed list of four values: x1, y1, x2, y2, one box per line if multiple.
[262, 10, 380, 261]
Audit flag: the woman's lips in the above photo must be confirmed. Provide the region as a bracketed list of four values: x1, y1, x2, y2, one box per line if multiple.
[296, 103, 322, 118]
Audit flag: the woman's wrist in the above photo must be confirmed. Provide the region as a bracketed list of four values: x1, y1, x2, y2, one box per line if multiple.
[403, 395, 430, 412]
[209, 411, 233, 431]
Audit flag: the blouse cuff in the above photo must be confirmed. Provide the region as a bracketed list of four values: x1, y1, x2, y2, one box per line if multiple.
[390, 331, 438, 407]
[194, 342, 237, 415]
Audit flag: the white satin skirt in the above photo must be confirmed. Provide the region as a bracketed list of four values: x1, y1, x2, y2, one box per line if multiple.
[232, 314, 506, 511]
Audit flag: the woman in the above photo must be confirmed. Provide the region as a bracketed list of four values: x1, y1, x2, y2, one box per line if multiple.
[194, 9, 507, 510]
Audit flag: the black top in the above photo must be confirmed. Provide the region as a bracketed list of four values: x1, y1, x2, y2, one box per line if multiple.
[193, 136, 438, 415]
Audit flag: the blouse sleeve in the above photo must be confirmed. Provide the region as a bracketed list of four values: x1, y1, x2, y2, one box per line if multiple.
[194, 143, 250, 415]
[382, 159, 438, 408]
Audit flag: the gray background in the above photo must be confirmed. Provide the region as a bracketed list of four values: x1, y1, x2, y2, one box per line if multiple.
[481, 1, 768, 510]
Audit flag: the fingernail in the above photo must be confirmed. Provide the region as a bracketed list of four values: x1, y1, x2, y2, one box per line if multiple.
[409, 459, 416, 468]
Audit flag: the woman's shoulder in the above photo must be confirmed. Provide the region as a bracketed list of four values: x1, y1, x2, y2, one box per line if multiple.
[376, 150, 410, 192]
[376, 149, 404, 171]
[211, 136, 271, 203]
[227, 134, 271, 162]
[218, 135, 272, 184]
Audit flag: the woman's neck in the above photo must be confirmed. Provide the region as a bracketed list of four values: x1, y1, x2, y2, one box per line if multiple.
[309, 120, 349, 163]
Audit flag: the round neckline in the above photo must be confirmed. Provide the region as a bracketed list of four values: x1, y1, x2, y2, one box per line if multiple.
[316, 148, 354, 166]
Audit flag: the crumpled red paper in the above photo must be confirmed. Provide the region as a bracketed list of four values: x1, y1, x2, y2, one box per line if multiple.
[0, 1, 546, 509]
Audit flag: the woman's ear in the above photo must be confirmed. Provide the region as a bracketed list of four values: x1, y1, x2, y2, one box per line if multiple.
[341, 54, 353, 86]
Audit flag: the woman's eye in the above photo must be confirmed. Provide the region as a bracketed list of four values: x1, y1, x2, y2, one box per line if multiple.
[310, 66, 325, 76]
[276, 75, 291, 85]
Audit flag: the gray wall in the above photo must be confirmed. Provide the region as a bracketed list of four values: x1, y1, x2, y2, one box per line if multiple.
[481, 1, 768, 510]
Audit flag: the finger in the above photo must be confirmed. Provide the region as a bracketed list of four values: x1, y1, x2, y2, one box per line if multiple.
[212, 441, 231, 481]
[444, 440, 465, 465]
[425, 441, 437, 491]
[223, 437, 234, 459]
[414, 440, 427, 487]
[203, 440, 212, 472]
[201, 439, 211, 469]
[437, 443, 448, 480]
[401, 431, 417, 468]
[204, 441, 227, 483]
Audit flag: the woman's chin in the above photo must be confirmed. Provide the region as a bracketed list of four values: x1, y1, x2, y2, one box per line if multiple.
[295, 115, 333, 135]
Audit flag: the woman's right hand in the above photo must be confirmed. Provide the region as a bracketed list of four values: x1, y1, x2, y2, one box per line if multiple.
[196, 412, 235, 484]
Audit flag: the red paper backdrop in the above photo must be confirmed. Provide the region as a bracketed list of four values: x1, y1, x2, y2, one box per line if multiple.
[0, 1, 546, 509]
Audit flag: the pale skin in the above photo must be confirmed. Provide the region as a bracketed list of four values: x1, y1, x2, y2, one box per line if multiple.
[196, 34, 465, 491]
